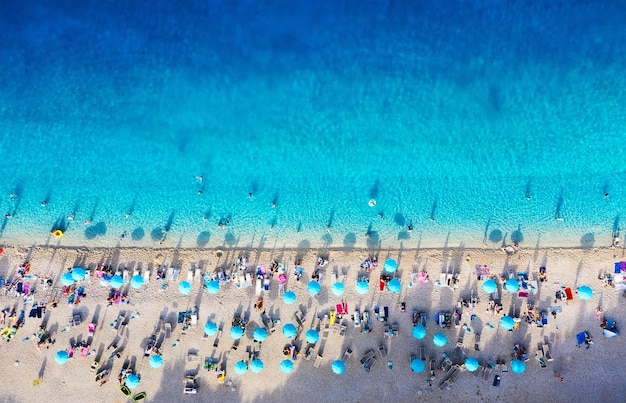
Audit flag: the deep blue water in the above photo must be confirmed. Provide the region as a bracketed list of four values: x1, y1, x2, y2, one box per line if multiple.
[1, 0, 625, 250]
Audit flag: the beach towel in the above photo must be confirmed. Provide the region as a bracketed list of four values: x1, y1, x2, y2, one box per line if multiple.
[23, 283, 30, 295]
[621, 262, 626, 271]
[564, 288, 573, 300]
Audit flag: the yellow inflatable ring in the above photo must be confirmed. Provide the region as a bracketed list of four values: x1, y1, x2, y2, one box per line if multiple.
[52, 230, 64, 238]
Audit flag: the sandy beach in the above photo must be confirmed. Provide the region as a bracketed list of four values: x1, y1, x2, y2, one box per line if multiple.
[0, 243, 625, 403]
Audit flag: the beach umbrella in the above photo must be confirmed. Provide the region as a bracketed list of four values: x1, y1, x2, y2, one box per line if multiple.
[71, 268, 86, 281]
[433, 333, 447, 347]
[511, 359, 526, 374]
[283, 291, 296, 305]
[126, 374, 140, 389]
[204, 322, 218, 336]
[61, 273, 75, 286]
[149, 355, 163, 368]
[230, 326, 244, 340]
[332, 360, 345, 375]
[388, 278, 401, 293]
[250, 359, 264, 373]
[482, 279, 497, 294]
[234, 360, 248, 375]
[505, 279, 519, 293]
[282, 323, 297, 339]
[577, 286, 593, 300]
[500, 316, 515, 331]
[331, 282, 345, 296]
[305, 329, 319, 344]
[253, 327, 268, 342]
[307, 281, 321, 296]
[384, 259, 397, 273]
[465, 357, 479, 372]
[205, 280, 220, 294]
[412, 324, 426, 340]
[55, 350, 69, 365]
[280, 359, 294, 374]
[179, 281, 191, 295]
[356, 281, 369, 295]
[411, 358, 425, 373]
[110, 275, 124, 289]
[130, 275, 144, 289]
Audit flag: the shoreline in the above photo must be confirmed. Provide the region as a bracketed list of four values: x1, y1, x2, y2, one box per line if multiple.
[0, 244, 624, 402]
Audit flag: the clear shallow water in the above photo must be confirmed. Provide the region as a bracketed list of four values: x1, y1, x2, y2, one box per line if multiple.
[1, 0, 626, 250]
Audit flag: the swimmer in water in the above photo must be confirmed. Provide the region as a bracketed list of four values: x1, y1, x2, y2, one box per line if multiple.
[378, 212, 383, 220]
[67, 215, 74, 221]
[271, 202, 276, 208]
[41, 201, 48, 207]
[125, 213, 131, 218]
[120, 231, 127, 240]
[526, 195, 531, 201]
[605, 193, 609, 199]
[8, 193, 16, 200]
[5, 213, 12, 218]
[197, 190, 202, 195]
[407, 225, 413, 233]
[84, 220, 91, 225]
[326, 227, 331, 233]
[556, 217, 563, 221]
[194, 175, 203, 183]
[248, 192, 254, 199]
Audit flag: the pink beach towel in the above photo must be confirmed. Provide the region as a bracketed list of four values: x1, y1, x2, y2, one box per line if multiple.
[67, 347, 74, 358]
[278, 274, 287, 284]
[22, 283, 30, 295]
[81, 347, 89, 357]
[621, 262, 626, 271]
[336, 304, 343, 315]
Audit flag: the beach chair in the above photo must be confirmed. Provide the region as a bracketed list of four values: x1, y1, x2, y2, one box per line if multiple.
[318, 271, 324, 284]
[440, 356, 453, 372]
[245, 273, 252, 288]
[213, 328, 222, 348]
[378, 344, 387, 358]
[84, 270, 91, 284]
[542, 344, 553, 361]
[142, 270, 150, 284]
[439, 379, 452, 391]
[364, 356, 376, 372]
[429, 359, 436, 380]
[332, 322, 339, 334]
[230, 339, 240, 352]
[186, 270, 193, 283]
[535, 350, 547, 368]
[255, 276, 262, 295]
[339, 324, 347, 337]
[474, 365, 484, 378]
[502, 363, 508, 373]
[474, 333, 481, 351]
[123, 269, 129, 284]
[90, 360, 99, 373]
[166, 267, 174, 281]
[331, 271, 337, 284]
[183, 376, 197, 394]
[313, 354, 323, 368]
[419, 346, 426, 361]
[342, 348, 353, 363]
[69, 314, 82, 327]
[187, 352, 199, 363]
[361, 350, 375, 366]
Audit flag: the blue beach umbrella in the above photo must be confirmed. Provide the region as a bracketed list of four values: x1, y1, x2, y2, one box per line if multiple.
[283, 291, 296, 305]
[411, 358, 425, 373]
[61, 273, 75, 286]
[71, 268, 86, 281]
[149, 355, 163, 368]
[356, 281, 369, 295]
[505, 279, 519, 293]
[205, 281, 220, 294]
[230, 326, 244, 340]
[577, 286, 593, 300]
[179, 281, 191, 295]
[308, 281, 321, 296]
[384, 259, 397, 273]
[110, 275, 124, 289]
[388, 278, 401, 293]
[331, 282, 345, 296]
[130, 275, 144, 289]
[482, 279, 497, 294]
[465, 357, 479, 372]
[332, 360, 345, 374]
[204, 322, 218, 336]
[412, 324, 426, 340]
[305, 329, 319, 344]
[280, 359, 294, 374]
[126, 374, 140, 389]
[55, 350, 69, 365]
[250, 359, 264, 373]
[253, 327, 268, 342]
[433, 333, 447, 347]
[511, 359, 526, 374]
[500, 316, 515, 330]
[234, 360, 248, 375]
[282, 323, 297, 339]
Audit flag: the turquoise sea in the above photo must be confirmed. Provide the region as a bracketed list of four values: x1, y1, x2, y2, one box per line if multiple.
[1, 0, 625, 250]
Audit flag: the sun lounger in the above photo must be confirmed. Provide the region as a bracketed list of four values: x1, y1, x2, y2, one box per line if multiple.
[502, 363, 508, 373]
[187, 352, 199, 362]
[419, 346, 426, 361]
[483, 366, 492, 381]
[123, 269, 129, 284]
[542, 344, 553, 361]
[193, 268, 201, 283]
[187, 270, 193, 283]
[142, 269, 150, 284]
[166, 267, 174, 281]
[474, 333, 481, 351]
[342, 348, 353, 363]
[474, 365, 484, 378]
[164, 323, 172, 339]
[313, 354, 323, 368]
[535, 350, 547, 368]
[90, 360, 99, 373]
[230, 338, 240, 351]
[441, 357, 453, 372]
[364, 356, 376, 372]
[83, 270, 91, 284]
[361, 350, 375, 365]
[564, 287, 573, 301]
[439, 379, 452, 391]
[340, 324, 347, 337]
[378, 344, 387, 358]
[244, 273, 252, 288]
[318, 271, 324, 284]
